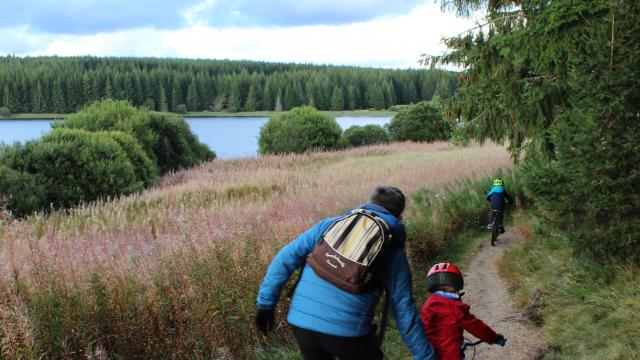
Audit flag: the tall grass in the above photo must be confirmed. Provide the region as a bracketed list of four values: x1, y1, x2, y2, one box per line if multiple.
[0, 142, 510, 358]
[499, 214, 640, 360]
[405, 168, 526, 263]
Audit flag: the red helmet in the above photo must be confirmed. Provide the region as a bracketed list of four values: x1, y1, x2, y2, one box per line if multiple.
[426, 262, 464, 292]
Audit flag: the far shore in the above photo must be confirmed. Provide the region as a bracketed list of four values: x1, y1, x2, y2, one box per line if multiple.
[0, 109, 396, 121]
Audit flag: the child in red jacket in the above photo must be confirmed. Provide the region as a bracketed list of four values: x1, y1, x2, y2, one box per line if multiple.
[420, 262, 506, 360]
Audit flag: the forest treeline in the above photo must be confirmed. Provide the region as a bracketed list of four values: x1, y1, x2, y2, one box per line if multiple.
[0, 56, 458, 114]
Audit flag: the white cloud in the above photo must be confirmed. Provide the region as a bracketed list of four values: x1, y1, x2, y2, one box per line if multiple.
[183, 0, 219, 27]
[5, 3, 479, 69]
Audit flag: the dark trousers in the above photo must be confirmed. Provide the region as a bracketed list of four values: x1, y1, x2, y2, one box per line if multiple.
[488, 208, 504, 228]
[291, 325, 384, 360]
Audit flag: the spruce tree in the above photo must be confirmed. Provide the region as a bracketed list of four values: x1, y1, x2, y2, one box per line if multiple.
[244, 83, 258, 112]
[31, 81, 43, 113]
[330, 86, 344, 111]
[366, 84, 385, 110]
[51, 78, 67, 113]
[186, 79, 200, 111]
[158, 85, 168, 112]
[104, 77, 114, 99]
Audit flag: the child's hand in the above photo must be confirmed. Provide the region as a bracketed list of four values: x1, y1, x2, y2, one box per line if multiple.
[494, 334, 506, 347]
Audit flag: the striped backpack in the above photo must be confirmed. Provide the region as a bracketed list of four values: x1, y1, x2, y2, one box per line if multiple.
[307, 209, 392, 293]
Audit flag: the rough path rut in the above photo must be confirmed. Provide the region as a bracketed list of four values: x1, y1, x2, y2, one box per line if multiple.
[461, 227, 547, 359]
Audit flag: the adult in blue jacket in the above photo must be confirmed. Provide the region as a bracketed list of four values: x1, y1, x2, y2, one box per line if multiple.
[256, 186, 437, 360]
[485, 178, 514, 233]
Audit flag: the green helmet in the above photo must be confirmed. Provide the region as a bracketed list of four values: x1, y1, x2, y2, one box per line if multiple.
[493, 178, 503, 186]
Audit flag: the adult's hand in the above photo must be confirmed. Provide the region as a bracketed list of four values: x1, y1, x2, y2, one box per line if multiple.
[255, 308, 275, 335]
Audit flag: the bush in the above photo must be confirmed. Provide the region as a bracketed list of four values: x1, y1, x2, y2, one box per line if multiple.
[107, 131, 158, 187]
[59, 99, 215, 174]
[0, 164, 46, 217]
[176, 104, 188, 114]
[387, 101, 451, 142]
[61, 99, 143, 132]
[145, 112, 216, 172]
[258, 106, 342, 154]
[342, 125, 390, 147]
[0, 106, 10, 117]
[12, 129, 142, 209]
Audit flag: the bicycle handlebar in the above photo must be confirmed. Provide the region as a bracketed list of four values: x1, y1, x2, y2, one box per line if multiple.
[463, 340, 483, 347]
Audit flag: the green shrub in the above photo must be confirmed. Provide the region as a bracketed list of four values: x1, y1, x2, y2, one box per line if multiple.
[341, 125, 389, 147]
[107, 131, 158, 187]
[387, 101, 451, 142]
[60, 99, 149, 135]
[12, 129, 141, 209]
[59, 99, 215, 174]
[176, 104, 188, 114]
[0, 106, 10, 117]
[0, 164, 46, 217]
[258, 106, 342, 154]
[145, 112, 216, 172]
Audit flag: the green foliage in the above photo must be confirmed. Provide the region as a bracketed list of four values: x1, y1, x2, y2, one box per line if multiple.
[500, 222, 640, 359]
[186, 80, 200, 111]
[0, 164, 45, 217]
[61, 99, 142, 132]
[175, 104, 188, 114]
[436, 0, 639, 263]
[330, 87, 344, 111]
[107, 131, 158, 187]
[387, 101, 451, 142]
[0, 56, 459, 114]
[0, 106, 10, 117]
[59, 99, 215, 174]
[145, 112, 216, 173]
[341, 125, 389, 147]
[0, 99, 215, 216]
[142, 98, 155, 110]
[7, 129, 141, 209]
[518, 0, 640, 263]
[258, 106, 342, 154]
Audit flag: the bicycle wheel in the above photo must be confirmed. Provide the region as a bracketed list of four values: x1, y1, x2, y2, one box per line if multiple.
[490, 217, 498, 246]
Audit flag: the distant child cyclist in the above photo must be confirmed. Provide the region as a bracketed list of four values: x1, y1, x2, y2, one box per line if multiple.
[420, 262, 506, 360]
[485, 178, 513, 234]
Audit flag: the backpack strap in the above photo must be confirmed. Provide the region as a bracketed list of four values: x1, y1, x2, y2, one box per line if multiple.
[375, 287, 391, 347]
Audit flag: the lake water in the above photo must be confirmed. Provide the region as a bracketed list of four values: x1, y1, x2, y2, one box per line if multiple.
[0, 116, 392, 159]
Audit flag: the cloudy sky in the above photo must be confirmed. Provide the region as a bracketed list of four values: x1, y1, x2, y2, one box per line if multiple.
[0, 0, 479, 68]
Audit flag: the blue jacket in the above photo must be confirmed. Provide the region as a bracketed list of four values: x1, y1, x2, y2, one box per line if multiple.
[257, 203, 437, 360]
[485, 185, 513, 210]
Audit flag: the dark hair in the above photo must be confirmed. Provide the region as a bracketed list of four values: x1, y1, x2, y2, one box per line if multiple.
[369, 186, 405, 218]
[431, 284, 458, 293]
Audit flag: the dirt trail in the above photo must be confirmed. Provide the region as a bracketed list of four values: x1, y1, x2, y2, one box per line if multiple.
[461, 227, 547, 359]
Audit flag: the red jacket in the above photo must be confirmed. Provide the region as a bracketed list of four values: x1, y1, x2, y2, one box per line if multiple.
[420, 293, 498, 360]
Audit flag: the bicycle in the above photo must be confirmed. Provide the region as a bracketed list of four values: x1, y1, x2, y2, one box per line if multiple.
[489, 209, 501, 246]
[460, 338, 483, 360]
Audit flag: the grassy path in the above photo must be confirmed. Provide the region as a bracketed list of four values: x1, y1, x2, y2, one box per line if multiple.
[461, 223, 547, 359]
